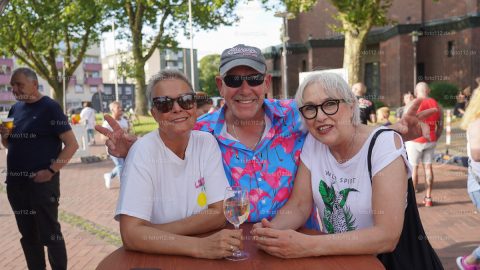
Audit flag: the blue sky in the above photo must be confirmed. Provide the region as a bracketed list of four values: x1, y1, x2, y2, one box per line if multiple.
[102, 1, 283, 60]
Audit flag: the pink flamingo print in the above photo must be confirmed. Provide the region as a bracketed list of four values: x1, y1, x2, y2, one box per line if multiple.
[273, 187, 290, 204]
[249, 188, 271, 216]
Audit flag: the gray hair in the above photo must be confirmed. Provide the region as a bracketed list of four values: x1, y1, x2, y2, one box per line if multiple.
[295, 72, 361, 126]
[12, 67, 38, 82]
[147, 69, 194, 101]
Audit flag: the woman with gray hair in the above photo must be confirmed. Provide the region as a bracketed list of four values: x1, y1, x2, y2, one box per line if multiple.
[252, 72, 411, 258]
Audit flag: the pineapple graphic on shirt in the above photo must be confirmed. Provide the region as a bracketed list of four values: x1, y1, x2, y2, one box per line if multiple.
[319, 180, 358, 234]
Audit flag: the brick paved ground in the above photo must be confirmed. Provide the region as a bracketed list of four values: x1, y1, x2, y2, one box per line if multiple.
[0, 128, 479, 270]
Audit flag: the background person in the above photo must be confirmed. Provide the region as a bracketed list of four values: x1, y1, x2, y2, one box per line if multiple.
[377, 106, 392, 126]
[80, 101, 96, 145]
[116, 69, 241, 259]
[0, 67, 79, 270]
[396, 91, 415, 121]
[405, 82, 443, 206]
[194, 91, 213, 116]
[102, 101, 129, 189]
[352, 82, 377, 125]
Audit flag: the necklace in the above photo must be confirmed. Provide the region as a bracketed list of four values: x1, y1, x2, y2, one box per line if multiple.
[232, 121, 265, 150]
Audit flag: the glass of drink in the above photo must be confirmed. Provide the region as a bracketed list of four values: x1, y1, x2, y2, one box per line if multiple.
[223, 186, 250, 261]
[2, 118, 14, 130]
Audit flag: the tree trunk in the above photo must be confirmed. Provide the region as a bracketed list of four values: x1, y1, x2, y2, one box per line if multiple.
[343, 29, 368, 86]
[133, 60, 148, 115]
[51, 84, 65, 112]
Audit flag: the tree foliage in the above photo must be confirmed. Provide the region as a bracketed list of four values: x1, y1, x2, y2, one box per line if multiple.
[0, 0, 107, 109]
[105, 0, 240, 115]
[199, 54, 220, 97]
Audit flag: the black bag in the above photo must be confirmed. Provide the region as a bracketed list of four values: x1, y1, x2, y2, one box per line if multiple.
[367, 129, 444, 270]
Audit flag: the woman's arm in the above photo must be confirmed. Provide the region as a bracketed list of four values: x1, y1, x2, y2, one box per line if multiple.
[253, 160, 313, 231]
[149, 201, 226, 235]
[119, 214, 242, 259]
[254, 136, 407, 258]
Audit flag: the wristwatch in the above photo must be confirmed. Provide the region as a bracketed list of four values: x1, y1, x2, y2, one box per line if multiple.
[47, 167, 57, 174]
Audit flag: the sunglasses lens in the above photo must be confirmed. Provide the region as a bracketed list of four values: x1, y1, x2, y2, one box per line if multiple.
[223, 76, 243, 88]
[178, 94, 195, 110]
[247, 74, 264, 86]
[153, 98, 173, 113]
[223, 74, 264, 88]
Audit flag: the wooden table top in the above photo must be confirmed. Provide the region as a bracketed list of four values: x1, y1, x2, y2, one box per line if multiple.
[96, 223, 385, 270]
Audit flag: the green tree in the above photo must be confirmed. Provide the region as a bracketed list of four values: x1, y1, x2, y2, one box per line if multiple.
[199, 54, 220, 97]
[268, 0, 392, 86]
[106, 0, 240, 115]
[0, 0, 106, 109]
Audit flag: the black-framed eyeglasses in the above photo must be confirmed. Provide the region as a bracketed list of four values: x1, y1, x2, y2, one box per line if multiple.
[298, 99, 344, 119]
[152, 93, 196, 113]
[223, 74, 265, 88]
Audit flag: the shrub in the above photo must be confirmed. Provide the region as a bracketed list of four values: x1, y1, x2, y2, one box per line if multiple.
[428, 82, 459, 108]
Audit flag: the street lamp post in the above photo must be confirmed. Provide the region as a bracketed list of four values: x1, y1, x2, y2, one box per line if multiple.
[410, 30, 421, 87]
[188, 0, 195, 90]
[112, 20, 119, 102]
[275, 11, 294, 99]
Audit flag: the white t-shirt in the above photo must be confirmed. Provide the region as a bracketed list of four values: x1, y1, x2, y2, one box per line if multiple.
[102, 117, 129, 132]
[115, 130, 229, 224]
[80, 107, 96, 129]
[301, 127, 411, 234]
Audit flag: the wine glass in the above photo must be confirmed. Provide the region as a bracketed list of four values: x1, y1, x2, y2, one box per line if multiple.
[223, 186, 250, 261]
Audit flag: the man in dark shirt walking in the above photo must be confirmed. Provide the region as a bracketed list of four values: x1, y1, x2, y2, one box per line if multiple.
[0, 68, 78, 270]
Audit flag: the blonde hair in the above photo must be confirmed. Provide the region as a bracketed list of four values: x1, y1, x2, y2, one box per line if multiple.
[377, 106, 390, 121]
[461, 90, 480, 130]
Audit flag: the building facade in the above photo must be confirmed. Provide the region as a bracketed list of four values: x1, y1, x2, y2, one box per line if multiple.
[265, 0, 480, 107]
[0, 44, 103, 112]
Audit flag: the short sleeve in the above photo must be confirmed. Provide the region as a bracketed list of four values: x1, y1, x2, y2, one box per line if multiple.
[49, 101, 71, 135]
[115, 140, 154, 222]
[300, 133, 315, 171]
[202, 134, 230, 205]
[371, 131, 412, 178]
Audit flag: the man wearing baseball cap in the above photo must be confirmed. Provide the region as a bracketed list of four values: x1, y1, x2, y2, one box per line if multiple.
[97, 44, 433, 232]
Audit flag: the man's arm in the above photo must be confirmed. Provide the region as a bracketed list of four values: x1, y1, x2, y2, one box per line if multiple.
[33, 130, 79, 183]
[95, 114, 136, 158]
[149, 201, 226, 235]
[435, 106, 444, 140]
[389, 98, 437, 141]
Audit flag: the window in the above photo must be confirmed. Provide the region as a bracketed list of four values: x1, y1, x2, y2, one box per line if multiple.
[447, 41, 454, 57]
[75, 85, 83, 93]
[104, 86, 112, 95]
[90, 86, 97, 93]
[125, 86, 132, 95]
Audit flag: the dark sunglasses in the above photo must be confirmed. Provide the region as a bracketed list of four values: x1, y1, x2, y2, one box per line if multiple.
[223, 74, 265, 88]
[152, 93, 195, 113]
[298, 99, 344, 119]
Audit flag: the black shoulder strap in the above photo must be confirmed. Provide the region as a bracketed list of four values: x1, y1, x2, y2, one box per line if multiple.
[367, 128, 399, 182]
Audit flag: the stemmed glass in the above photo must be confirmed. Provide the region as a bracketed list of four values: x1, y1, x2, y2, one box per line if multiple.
[223, 186, 250, 261]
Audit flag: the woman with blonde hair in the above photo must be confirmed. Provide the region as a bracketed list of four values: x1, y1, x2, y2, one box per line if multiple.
[456, 90, 480, 269]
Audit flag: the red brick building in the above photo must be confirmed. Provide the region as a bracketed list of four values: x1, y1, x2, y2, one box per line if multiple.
[264, 0, 480, 106]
